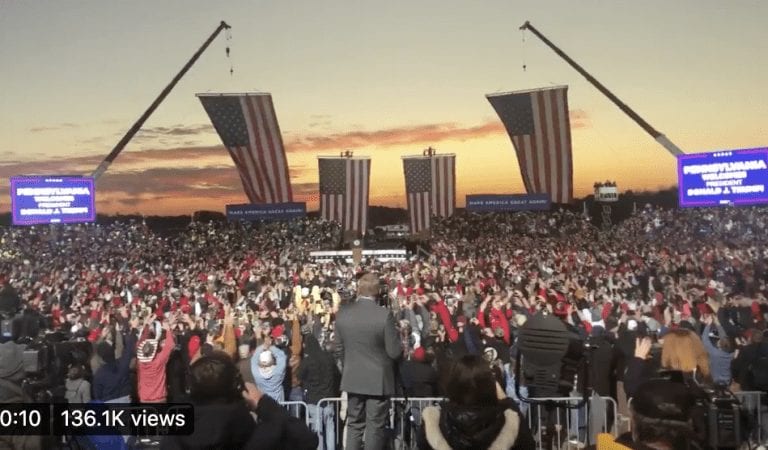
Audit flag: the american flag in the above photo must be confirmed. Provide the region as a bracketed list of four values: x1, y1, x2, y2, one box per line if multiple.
[197, 93, 293, 204]
[318, 157, 371, 234]
[487, 86, 573, 204]
[403, 155, 456, 234]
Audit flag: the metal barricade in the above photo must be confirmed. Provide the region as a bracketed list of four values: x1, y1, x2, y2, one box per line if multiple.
[311, 396, 615, 450]
[315, 397, 345, 450]
[280, 400, 311, 427]
[524, 396, 618, 450]
[734, 391, 766, 445]
[389, 397, 445, 450]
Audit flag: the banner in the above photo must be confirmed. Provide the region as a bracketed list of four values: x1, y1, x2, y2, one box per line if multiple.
[11, 176, 96, 225]
[465, 194, 551, 212]
[678, 147, 768, 207]
[226, 202, 306, 222]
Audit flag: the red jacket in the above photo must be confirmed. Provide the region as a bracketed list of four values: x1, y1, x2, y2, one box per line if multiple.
[137, 330, 174, 402]
[430, 300, 459, 342]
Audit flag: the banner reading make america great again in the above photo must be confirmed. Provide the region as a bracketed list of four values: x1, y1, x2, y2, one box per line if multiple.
[465, 194, 551, 212]
[226, 202, 306, 222]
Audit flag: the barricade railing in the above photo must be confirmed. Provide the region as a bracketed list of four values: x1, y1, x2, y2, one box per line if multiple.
[735, 391, 766, 444]
[299, 395, 617, 450]
[281, 400, 311, 427]
[524, 396, 618, 450]
[627, 391, 766, 446]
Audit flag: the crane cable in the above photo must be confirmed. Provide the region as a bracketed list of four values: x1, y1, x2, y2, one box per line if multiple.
[225, 27, 234, 76]
[521, 28, 527, 72]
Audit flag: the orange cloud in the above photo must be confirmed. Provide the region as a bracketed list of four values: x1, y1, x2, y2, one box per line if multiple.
[285, 110, 589, 152]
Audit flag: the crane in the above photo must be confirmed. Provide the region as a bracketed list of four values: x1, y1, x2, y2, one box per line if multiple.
[90, 20, 231, 180]
[520, 21, 684, 157]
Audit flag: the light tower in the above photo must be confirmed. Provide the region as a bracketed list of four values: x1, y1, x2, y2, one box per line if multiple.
[594, 181, 619, 229]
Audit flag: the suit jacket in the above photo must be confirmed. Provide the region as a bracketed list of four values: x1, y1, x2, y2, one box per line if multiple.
[335, 297, 402, 396]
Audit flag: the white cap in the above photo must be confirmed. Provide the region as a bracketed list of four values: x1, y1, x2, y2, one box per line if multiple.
[301, 287, 310, 297]
[258, 350, 275, 366]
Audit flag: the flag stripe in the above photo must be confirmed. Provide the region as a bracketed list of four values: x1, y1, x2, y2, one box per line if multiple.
[362, 159, 370, 232]
[253, 96, 281, 201]
[244, 97, 276, 203]
[239, 99, 271, 203]
[532, 92, 546, 194]
[542, 90, 557, 199]
[559, 90, 573, 203]
[228, 148, 260, 203]
[261, 95, 293, 201]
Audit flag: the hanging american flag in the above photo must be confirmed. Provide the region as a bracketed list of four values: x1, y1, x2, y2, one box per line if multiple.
[487, 86, 574, 204]
[318, 157, 371, 234]
[403, 154, 456, 234]
[197, 93, 293, 204]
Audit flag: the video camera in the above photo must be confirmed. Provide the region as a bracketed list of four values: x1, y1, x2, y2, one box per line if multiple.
[658, 371, 744, 449]
[514, 311, 590, 406]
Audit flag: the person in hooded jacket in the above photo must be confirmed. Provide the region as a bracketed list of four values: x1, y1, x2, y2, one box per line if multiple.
[417, 354, 535, 450]
[160, 351, 318, 450]
[298, 333, 340, 450]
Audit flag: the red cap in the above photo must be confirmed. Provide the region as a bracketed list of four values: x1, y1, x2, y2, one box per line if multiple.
[697, 303, 713, 315]
[412, 347, 426, 362]
[188, 335, 201, 360]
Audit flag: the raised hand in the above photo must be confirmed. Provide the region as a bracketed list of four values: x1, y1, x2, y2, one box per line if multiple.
[634, 337, 652, 360]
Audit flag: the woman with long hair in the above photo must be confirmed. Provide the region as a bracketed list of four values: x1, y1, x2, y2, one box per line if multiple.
[417, 354, 535, 450]
[624, 328, 711, 398]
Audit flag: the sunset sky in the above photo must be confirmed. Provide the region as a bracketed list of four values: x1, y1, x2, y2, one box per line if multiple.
[1, 1, 766, 215]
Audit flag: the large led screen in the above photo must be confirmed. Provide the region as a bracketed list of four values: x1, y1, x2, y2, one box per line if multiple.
[678, 147, 768, 207]
[10, 176, 96, 225]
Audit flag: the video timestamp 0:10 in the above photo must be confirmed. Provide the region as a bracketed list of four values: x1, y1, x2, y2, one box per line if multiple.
[0, 403, 194, 436]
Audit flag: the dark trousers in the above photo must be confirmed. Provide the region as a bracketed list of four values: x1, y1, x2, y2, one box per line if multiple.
[346, 394, 389, 450]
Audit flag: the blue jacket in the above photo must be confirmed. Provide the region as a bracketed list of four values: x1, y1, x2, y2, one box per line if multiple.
[702, 324, 733, 385]
[251, 345, 287, 402]
[93, 332, 136, 402]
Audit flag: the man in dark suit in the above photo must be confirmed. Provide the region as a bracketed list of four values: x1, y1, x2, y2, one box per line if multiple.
[335, 273, 402, 450]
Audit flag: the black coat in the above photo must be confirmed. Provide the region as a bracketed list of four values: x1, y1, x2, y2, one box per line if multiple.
[588, 334, 619, 398]
[732, 342, 768, 390]
[160, 396, 318, 450]
[417, 398, 536, 450]
[298, 335, 339, 404]
[400, 360, 439, 397]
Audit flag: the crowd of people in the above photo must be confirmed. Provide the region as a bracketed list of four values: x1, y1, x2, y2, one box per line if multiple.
[0, 205, 767, 449]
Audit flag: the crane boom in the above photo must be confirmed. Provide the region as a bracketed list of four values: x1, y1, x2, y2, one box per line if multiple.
[91, 20, 231, 180]
[520, 21, 684, 157]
